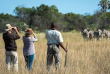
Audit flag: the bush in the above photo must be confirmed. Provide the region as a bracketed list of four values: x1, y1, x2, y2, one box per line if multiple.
[15, 22, 29, 32]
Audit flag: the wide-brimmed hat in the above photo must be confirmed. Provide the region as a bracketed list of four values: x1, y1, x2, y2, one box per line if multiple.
[5, 24, 13, 31]
[25, 28, 33, 35]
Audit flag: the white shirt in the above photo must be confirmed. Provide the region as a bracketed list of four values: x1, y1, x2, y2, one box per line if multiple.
[45, 29, 63, 44]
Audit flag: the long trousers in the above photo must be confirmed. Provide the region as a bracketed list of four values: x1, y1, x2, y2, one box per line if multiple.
[47, 44, 60, 71]
[24, 54, 34, 71]
[5, 51, 18, 72]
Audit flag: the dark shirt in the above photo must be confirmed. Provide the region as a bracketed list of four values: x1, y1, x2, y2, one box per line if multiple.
[3, 32, 20, 51]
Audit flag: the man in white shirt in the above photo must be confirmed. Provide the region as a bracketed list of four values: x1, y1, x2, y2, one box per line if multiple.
[45, 23, 67, 71]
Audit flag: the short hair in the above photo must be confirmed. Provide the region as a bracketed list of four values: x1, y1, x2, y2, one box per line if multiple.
[51, 23, 57, 29]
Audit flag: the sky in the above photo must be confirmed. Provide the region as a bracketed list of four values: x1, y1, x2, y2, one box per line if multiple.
[0, 0, 100, 15]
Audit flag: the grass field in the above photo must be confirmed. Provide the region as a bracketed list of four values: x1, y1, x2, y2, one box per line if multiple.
[0, 32, 110, 74]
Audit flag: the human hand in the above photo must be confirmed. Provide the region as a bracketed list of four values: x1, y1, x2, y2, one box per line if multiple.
[32, 31, 35, 34]
[65, 48, 68, 53]
[13, 27, 17, 30]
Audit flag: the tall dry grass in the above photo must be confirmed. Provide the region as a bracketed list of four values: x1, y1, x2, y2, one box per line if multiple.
[0, 32, 110, 74]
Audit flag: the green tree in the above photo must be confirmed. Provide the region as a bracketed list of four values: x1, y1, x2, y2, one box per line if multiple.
[0, 13, 18, 32]
[99, 12, 110, 29]
[98, 0, 110, 13]
[64, 13, 87, 31]
[14, 6, 38, 28]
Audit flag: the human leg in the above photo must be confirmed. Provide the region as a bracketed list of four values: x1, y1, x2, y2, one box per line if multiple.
[24, 55, 29, 69]
[28, 54, 34, 70]
[5, 51, 11, 71]
[24, 54, 34, 71]
[53, 45, 60, 70]
[47, 45, 53, 71]
[12, 51, 18, 72]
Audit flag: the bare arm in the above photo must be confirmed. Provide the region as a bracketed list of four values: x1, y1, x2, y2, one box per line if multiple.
[59, 43, 68, 52]
[13, 27, 20, 37]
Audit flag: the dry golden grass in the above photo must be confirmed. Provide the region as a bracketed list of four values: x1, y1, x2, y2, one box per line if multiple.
[0, 32, 110, 74]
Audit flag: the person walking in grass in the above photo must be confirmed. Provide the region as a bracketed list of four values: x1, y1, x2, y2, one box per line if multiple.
[23, 28, 38, 71]
[3, 24, 20, 72]
[45, 23, 68, 71]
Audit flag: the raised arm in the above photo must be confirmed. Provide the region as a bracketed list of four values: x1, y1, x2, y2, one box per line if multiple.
[12, 27, 20, 39]
[13, 27, 20, 37]
[32, 33, 38, 42]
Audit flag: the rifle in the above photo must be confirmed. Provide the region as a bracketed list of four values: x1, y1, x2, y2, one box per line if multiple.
[64, 42, 68, 67]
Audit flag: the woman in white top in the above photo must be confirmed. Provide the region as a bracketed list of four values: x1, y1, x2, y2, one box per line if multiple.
[23, 28, 38, 71]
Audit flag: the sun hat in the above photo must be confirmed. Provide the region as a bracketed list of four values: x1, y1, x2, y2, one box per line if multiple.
[5, 24, 13, 31]
[25, 28, 33, 37]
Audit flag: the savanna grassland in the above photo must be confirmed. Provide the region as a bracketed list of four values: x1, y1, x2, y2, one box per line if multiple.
[0, 32, 110, 74]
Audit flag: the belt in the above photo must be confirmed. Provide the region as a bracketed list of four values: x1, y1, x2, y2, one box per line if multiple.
[48, 44, 58, 45]
[48, 44, 59, 48]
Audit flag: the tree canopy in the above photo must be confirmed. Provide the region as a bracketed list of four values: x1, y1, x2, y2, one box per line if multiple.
[0, 3, 110, 32]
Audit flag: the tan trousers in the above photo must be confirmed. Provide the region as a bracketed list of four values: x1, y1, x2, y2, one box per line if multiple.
[5, 51, 18, 72]
[47, 44, 60, 71]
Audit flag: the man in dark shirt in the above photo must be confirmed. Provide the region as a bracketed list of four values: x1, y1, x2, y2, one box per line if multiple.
[3, 24, 20, 72]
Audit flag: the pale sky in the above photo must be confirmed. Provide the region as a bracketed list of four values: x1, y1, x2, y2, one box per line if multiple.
[0, 0, 100, 15]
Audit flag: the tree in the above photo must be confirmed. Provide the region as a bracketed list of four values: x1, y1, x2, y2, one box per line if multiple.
[14, 6, 38, 28]
[36, 4, 63, 31]
[0, 13, 18, 32]
[64, 13, 87, 31]
[15, 22, 28, 32]
[98, 0, 110, 13]
[99, 12, 110, 29]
